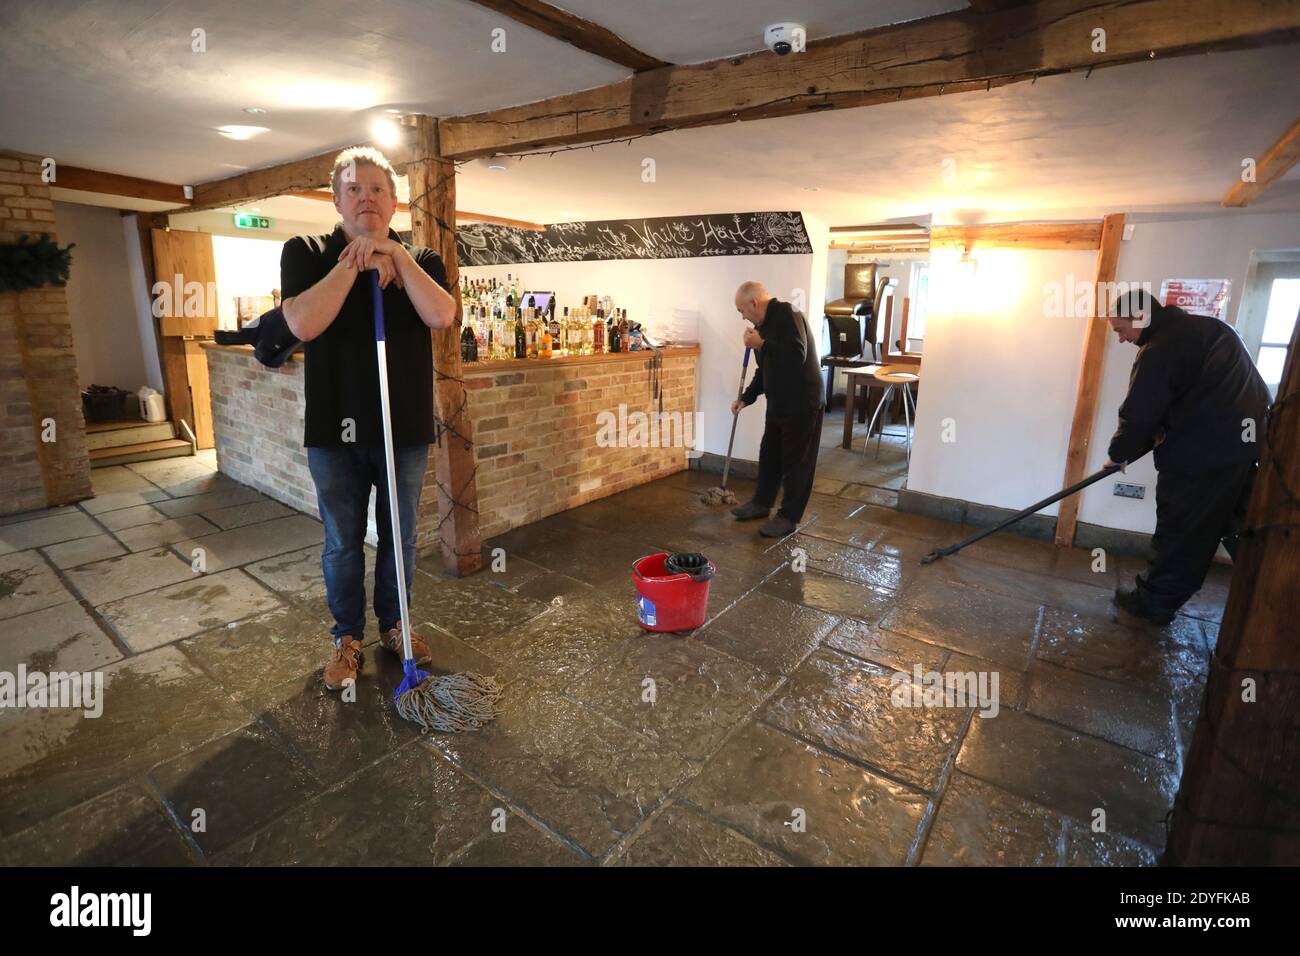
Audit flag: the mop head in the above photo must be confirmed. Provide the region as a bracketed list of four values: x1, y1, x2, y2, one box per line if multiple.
[700, 485, 737, 506]
[393, 660, 504, 733]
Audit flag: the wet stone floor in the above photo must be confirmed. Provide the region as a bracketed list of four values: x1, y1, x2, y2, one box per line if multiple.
[0, 449, 1228, 866]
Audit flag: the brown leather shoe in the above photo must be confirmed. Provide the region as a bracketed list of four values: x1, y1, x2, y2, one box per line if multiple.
[323, 637, 364, 691]
[379, 622, 432, 665]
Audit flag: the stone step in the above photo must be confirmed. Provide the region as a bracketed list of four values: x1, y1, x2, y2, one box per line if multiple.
[89, 438, 194, 467]
[85, 420, 176, 450]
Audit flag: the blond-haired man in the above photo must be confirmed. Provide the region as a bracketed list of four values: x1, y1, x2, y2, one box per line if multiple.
[280, 147, 457, 690]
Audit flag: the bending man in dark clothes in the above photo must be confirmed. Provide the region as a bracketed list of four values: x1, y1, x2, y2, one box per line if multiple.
[730, 281, 826, 538]
[1104, 289, 1270, 626]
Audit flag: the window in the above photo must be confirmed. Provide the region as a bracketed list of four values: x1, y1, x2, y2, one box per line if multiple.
[908, 261, 930, 346]
[1257, 277, 1300, 392]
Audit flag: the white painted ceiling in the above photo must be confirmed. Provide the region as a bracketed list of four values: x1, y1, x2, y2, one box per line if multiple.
[176, 45, 1300, 234]
[4, 1, 1298, 231]
[0, 0, 627, 182]
[0, 0, 964, 185]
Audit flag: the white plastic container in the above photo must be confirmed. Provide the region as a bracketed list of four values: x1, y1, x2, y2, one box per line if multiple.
[138, 387, 166, 422]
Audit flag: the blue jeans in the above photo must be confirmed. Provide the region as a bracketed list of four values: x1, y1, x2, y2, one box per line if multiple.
[307, 444, 429, 644]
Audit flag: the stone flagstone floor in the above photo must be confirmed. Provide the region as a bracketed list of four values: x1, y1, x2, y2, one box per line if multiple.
[0, 448, 1228, 865]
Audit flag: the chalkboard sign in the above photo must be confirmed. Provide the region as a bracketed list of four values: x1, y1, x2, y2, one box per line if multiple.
[450, 212, 812, 266]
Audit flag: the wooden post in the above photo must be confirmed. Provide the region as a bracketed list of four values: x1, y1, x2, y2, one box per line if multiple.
[407, 115, 482, 577]
[1054, 213, 1125, 547]
[1165, 316, 1300, 864]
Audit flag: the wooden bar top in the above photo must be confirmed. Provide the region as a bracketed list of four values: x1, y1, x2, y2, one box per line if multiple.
[200, 340, 699, 372]
[462, 344, 699, 375]
[200, 341, 304, 362]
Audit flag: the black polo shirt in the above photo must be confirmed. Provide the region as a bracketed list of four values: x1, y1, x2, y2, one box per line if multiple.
[280, 224, 449, 448]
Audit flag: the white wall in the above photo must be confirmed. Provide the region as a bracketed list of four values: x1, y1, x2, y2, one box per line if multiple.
[460, 249, 816, 462]
[1076, 209, 1300, 533]
[907, 247, 1097, 516]
[55, 202, 153, 392]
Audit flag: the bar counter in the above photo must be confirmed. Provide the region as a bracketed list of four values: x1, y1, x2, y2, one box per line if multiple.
[201, 341, 700, 546]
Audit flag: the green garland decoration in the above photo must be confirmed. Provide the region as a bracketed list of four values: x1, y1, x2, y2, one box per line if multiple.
[0, 233, 76, 293]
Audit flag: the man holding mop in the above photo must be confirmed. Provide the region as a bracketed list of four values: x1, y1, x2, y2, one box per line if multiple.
[1104, 289, 1270, 626]
[729, 281, 826, 537]
[280, 147, 457, 691]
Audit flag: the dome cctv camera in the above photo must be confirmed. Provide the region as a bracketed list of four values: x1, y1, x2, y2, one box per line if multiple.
[765, 22, 804, 56]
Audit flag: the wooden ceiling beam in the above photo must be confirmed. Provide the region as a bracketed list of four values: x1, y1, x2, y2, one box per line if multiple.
[180, 141, 411, 214]
[931, 222, 1102, 251]
[1222, 116, 1300, 207]
[285, 189, 546, 230]
[439, 0, 1300, 160]
[466, 0, 668, 72]
[52, 166, 190, 205]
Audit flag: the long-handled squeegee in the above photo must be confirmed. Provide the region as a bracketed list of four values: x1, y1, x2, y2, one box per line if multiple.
[919, 461, 1129, 565]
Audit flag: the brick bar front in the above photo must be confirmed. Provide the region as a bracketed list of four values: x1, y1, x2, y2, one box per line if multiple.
[202, 342, 699, 554]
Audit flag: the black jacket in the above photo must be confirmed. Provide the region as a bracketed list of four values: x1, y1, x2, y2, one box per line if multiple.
[740, 299, 825, 417]
[213, 307, 301, 368]
[1107, 302, 1270, 475]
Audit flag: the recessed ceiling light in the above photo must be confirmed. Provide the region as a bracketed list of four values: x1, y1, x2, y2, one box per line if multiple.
[217, 125, 270, 140]
[487, 161, 507, 172]
[371, 117, 401, 148]
[251, 207, 261, 213]
[243, 107, 266, 115]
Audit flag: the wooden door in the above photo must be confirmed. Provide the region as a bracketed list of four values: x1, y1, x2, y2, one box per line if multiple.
[151, 228, 217, 448]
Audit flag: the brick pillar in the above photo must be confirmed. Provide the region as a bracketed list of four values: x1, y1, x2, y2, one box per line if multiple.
[0, 151, 92, 515]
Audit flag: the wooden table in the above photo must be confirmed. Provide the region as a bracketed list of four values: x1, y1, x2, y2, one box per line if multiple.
[841, 364, 885, 449]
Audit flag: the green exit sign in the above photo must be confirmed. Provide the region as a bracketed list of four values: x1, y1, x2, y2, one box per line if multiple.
[234, 213, 271, 229]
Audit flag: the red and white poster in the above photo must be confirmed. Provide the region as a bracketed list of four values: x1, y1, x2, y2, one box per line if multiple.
[1160, 279, 1231, 320]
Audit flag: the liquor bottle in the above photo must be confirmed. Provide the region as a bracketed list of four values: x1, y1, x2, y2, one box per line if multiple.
[513, 307, 526, 359]
[505, 273, 515, 311]
[591, 307, 603, 354]
[526, 307, 539, 359]
[605, 309, 618, 353]
[540, 316, 553, 358]
[560, 307, 570, 356]
[619, 309, 631, 352]
[548, 301, 560, 356]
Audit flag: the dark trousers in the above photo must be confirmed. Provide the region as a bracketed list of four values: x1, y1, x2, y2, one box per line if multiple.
[306, 444, 429, 643]
[1137, 461, 1255, 615]
[754, 407, 824, 522]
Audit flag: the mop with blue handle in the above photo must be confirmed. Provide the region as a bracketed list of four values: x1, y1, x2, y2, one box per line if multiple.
[369, 271, 503, 732]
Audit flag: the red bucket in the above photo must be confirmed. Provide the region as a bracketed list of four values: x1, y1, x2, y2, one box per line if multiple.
[631, 552, 715, 633]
